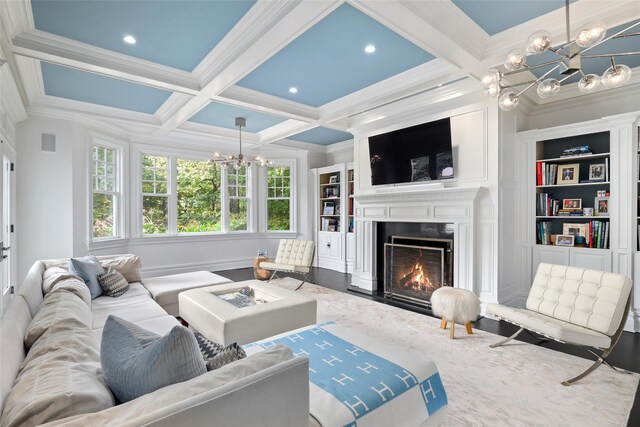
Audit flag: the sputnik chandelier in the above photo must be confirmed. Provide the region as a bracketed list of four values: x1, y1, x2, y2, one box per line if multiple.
[212, 117, 273, 168]
[482, 0, 639, 111]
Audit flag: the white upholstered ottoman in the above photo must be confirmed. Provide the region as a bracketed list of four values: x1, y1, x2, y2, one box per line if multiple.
[143, 271, 232, 316]
[179, 280, 317, 345]
[431, 287, 480, 339]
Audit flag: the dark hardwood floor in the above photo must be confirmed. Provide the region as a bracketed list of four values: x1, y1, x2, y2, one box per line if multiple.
[214, 266, 640, 426]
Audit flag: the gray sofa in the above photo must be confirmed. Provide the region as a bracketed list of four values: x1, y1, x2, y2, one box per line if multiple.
[0, 256, 310, 426]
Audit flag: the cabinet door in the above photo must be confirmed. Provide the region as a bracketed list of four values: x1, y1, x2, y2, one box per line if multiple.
[328, 233, 343, 259]
[532, 246, 570, 273]
[570, 248, 612, 272]
[317, 232, 332, 258]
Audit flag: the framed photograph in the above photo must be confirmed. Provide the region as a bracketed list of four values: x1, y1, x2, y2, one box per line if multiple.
[589, 163, 605, 181]
[556, 234, 575, 247]
[562, 198, 582, 211]
[328, 225, 336, 232]
[329, 175, 338, 184]
[595, 197, 609, 216]
[583, 207, 593, 216]
[556, 163, 579, 185]
[323, 201, 335, 215]
[563, 223, 589, 239]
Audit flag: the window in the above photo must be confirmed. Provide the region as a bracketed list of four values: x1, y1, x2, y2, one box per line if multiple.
[267, 165, 291, 231]
[177, 159, 222, 232]
[227, 166, 249, 231]
[141, 155, 169, 234]
[92, 144, 119, 238]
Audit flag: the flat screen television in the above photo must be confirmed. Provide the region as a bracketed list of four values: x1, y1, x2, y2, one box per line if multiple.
[368, 118, 454, 186]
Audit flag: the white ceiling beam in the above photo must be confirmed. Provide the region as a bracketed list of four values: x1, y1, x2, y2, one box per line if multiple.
[13, 30, 200, 95]
[158, 0, 343, 131]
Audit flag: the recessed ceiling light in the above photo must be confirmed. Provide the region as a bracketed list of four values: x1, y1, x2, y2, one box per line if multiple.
[289, 87, 298, 94]
[364, 44, 376, 54]
[123, 35, 136, 45]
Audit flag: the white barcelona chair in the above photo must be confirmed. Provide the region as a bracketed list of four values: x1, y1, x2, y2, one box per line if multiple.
[260, 240, 315, 290]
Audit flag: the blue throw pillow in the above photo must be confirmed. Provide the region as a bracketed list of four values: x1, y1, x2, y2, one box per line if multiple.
[69, 255, 105, 299]
[100, 316, 207, 403]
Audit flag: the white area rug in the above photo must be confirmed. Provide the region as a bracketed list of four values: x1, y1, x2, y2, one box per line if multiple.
[270, 278, 638, 426]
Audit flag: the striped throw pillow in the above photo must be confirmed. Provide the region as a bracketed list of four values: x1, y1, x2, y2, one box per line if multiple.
[97, 267, 130, 297]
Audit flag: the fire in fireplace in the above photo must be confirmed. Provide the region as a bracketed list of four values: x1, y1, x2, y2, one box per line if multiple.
[384, 236, 453, 308]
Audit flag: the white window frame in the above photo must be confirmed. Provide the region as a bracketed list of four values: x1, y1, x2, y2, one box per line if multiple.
[88, 132, 127, 243]
[264, 160, 296, 233]
[140, 153, 171, 235]
[225, 165, 251, 233]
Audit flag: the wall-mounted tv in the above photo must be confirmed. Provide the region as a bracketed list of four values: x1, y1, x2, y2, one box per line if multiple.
[368, 118, 454, 186]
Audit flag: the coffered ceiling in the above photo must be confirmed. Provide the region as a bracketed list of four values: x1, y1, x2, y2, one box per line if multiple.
[2, 0, 639, 149]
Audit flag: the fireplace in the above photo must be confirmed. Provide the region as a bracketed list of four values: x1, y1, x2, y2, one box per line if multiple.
[383, 235, 453, 308]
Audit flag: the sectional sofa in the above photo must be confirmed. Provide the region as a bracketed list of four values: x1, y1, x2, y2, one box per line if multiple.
[0, 255, 310, 426]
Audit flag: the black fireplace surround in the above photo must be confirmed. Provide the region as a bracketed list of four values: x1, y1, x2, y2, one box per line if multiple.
[376, 222, 454, 306]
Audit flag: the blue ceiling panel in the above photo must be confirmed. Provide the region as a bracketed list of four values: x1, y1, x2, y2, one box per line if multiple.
[525, 21, 640, 85]
[452, 0, 575, 36]
[236, 3, 434, 107]
[289, 127, 352, 146]
[189, 102, 286, 132]
[32, 0, 256, 72]
[41, 63, 171, 114]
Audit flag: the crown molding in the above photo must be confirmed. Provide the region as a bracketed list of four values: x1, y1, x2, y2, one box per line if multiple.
[325, 138, 354, 154]
[319, 60, 464, 124]
[255, 119, 316, 145]
[349, 77, 478, 130]
[176, 120, 260, 145]
[13, 30, 200, 95]
[217, 85, 319, 123]
[270, 138, 330, 154]
[14, 55, 43, 102]
[29, 95, 161, 126]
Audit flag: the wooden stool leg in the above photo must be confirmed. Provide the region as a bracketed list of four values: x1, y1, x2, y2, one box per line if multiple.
[449, 321, 455, 339]
[465, 321, 473, 335]
[440, 318, 447, 329]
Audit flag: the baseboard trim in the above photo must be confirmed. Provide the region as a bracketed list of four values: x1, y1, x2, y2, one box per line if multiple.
[141, 258, 253, 278]
[347, 284, 372, 295]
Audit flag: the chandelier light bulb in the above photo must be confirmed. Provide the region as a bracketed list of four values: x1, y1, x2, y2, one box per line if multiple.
[601, 64, 632, 88]
[504, 48, 526, 71]
[483, 82, 501, 98]
[577, 74, 601, 92]
[575, 21, 607, 48]
[536, 78, 561, 99]
[213, 152, 222, 159]
[481, 69, 502, 87]
[526, 30, 552, 55]
[498, 92, 519, 111]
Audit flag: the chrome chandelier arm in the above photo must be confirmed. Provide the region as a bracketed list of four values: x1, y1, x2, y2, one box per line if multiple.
[515, 63, 561, 96]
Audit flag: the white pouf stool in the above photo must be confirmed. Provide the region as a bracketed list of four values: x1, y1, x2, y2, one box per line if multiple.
[431, 287, 480, 339]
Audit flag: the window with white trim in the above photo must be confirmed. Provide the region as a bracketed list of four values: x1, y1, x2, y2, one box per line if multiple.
[141, 155, 169, 234]
[92, 144, 119, 238]
[266, 165, 292, 231]
[227, 166, 249, 231]
[177, 159, 222, 232]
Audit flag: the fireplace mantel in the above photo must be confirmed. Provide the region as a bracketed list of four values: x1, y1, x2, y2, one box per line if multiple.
[353, 186, 481, 205]
[350, 186, 484, 296]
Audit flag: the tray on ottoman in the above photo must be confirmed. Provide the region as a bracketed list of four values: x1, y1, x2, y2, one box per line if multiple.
[179, 280, 317, 345]
[245, 322, 448, 427]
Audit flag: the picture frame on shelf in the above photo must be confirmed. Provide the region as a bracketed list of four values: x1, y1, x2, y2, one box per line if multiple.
[595, 197, 609, 216]
[555, 234, 575, 247]
[324, 187, 338, 198]
[556, 163, 579, 185]
[323, 202, 335, 215]
[328, 225, 336, 232]
[563, 223, 589, 239]
[588, 164, 605, 181]
[562, 198, 582, 211]
[583, 207, 593, 216]
[329, 175, 339, 184]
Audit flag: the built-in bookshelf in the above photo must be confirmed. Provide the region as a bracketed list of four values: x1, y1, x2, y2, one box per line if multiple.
[534, 131, 610, 249]
[319, 171, 341, 232]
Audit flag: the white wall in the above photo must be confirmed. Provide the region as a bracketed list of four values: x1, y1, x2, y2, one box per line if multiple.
[16, 115, 312, 283]
[350, 95, 517, 307]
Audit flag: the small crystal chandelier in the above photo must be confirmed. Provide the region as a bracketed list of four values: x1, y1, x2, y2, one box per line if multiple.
[212, 117, 273, 168]
[482, 0, 639, 111]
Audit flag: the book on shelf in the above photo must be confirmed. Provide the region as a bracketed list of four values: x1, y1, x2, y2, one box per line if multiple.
[605, 157, 609, 182]
[535, 162, 558, 186]
[536, 220, 552, 245]
[536, 193, 560, 216]
[321, 217, 339, 232]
